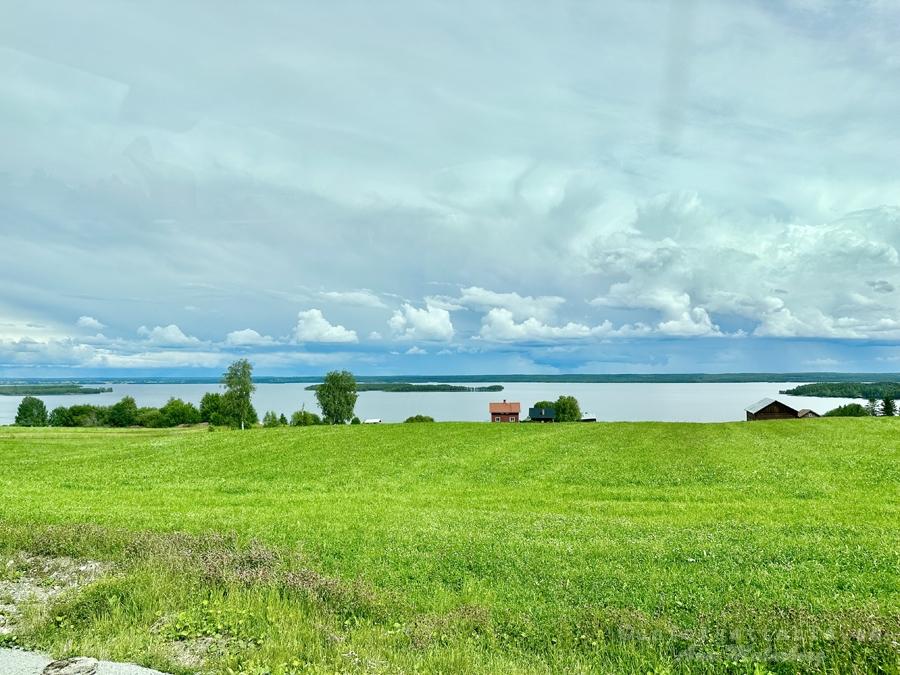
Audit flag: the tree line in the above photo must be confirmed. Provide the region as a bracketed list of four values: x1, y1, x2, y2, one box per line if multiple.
[824, 397, 897, 417]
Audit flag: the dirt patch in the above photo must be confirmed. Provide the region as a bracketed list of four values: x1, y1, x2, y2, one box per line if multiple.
[0, 552, 109, 635]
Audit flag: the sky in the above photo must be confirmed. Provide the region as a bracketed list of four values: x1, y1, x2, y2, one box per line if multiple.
[2, 0, 900, 377]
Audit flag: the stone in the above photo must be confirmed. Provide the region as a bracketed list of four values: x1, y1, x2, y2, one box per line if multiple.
[42, 657, 99, 675]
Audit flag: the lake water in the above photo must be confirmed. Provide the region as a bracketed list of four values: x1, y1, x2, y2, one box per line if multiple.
[0, 382, 857, 425]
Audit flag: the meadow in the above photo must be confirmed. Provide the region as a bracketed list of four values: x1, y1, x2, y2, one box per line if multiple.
[0, 419, 898, 674]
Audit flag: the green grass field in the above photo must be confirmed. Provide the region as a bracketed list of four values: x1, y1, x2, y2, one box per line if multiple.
[1, 420, 898, 674]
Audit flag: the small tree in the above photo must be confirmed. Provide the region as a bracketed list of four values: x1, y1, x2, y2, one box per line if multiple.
[824, 403, 870, 417]
[882, 397, 896, 417]
[866, 398, 879, 416]
[48, 406, 73, 427]
[554, 395, 582, 422]
[159, 398, 202, 427]
[279, 413, 288, 426]
[15, 396, 48, 427]
[291, 406, 322, 426]
[315, 370, 358, 425]
[262, 411, 281, 427]
[221, 359, 256, 429]
[108, 396, 139, 427]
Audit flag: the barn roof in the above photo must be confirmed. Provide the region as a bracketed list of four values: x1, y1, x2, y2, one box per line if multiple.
[529, 407, 556, 419]
[490, 401, 520, 414]
[745, 398, 798, 414]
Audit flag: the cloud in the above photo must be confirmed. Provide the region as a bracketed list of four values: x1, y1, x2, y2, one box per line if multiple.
[76, 316, 106, 330]
[867, 280, 895, 294]
[478, 308, 640, 342]
[388, 304, 455, 341]
[315, 290, 387, 308]
[368, 331, 383, 340]
[457, 287, 566, 322]
[293, 309, 358, 343]
[137, 324, 204, 347]
[405, 346, 427, 355]
[225, 328, 275, 346]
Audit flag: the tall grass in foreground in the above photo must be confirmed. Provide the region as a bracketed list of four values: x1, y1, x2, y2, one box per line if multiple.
[0, 420, 899, 673]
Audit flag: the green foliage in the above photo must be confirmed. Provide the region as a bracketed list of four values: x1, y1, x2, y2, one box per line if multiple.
[159, 397, 202, 427]
[14, 396, 48, 426]
[262, 411, 282, 427]
[290, 407, 322, 426]
[107, 396, 139, 427]
[405, 414, 435, 423]
[532, 400, 554, 410]
[221, 359, 256, 430]
[279, 413, 288, 426]
[782, 381, 900, 399]
[350, 416, 361, 424]
[0, 385, 111, 396]
[824, 403, 870, 417]
[882, 397, 897, 417]
[136, 407, 163, 428]
[553, 395, 581, 422]
[314, 369, 358, 424]
[48, 406, 73, 427]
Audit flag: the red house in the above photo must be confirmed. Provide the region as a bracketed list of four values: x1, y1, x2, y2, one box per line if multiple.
[490, 400, 520, 422]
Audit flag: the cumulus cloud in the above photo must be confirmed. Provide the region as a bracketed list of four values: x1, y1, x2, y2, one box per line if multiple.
[457, 287, 566, 322]
[225, 328, 275, 346]
[137, 324, 204, 346]
[405, 346, 427, 355]
[293, 309, 358, 343]
[478, 308, 647, 342]
[388, 304, 455, 341]
[76, 316, 106, 330]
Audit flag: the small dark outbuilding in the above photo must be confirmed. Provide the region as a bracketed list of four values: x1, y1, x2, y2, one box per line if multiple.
[745, 398, 818, 421]
[529, 407, 555, 422]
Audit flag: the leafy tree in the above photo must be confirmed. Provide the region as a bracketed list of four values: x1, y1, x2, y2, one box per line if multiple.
[533, 400, 555, 410]
[159, 398, 201, 427]
[136, 407, 163, 428]
[553, 395, 582, 422]
[107, 396, 139, 427]
[405, 415, 435, 423]
[48, 406, 73, 427]
[15, 396, 48, 427]
[290, 407, 322, 426]
[824, 403, 870, 417]
[315, 370, 358, 425]
[262, 411, 282, 427]
[200, 392, 225, 425]
[279, 413, 288, 426]
[221, 359, 256, 429]
[882, 397, 896, 417]
[68, 404, 102, 427]
[350, 416, 361, 425]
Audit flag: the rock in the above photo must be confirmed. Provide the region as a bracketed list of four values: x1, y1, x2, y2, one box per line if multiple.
[42, 657, 99, 675]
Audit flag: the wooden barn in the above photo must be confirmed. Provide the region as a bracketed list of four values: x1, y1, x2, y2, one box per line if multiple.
[745, 398, 818, 421]
[529, 407, 555, 423]
[490, 400, 520, 422]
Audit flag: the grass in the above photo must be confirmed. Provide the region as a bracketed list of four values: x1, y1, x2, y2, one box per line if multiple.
[0, 419, 898, 673]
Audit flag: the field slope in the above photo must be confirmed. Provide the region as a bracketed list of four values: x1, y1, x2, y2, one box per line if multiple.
[0, 420, 898, 674]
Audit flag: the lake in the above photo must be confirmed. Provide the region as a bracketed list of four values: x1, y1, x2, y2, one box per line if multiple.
[0, 382, 857, 425]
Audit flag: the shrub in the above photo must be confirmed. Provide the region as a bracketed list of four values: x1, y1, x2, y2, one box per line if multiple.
[48, 406, 73, 427]
[107, 396, 139, 427]
[405, 415, 435, 423]
[159, 398, 202, 427]
[290, 408, 322, 426]
[262, 411, 282, 427]
[824, 403, 870, 417]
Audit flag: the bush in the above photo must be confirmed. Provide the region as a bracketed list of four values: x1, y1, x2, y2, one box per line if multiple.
[262, 411, 282, 427]
[290, 408, 322, 426]
[48, 406, 73, 427]
[351, 416, 361, 425]
[404, 415, 435, 423]
[15, 396, 48, 427]
[824, 403, 871, 417]
[107, 396, 139, 427]
[159, 398, 201, 427]
[136, 408, 163, 428]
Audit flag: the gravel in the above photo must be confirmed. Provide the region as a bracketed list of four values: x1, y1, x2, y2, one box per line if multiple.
[0, 649, 172, 675]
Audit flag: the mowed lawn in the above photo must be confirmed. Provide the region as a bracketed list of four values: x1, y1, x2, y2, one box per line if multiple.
[1, 419, 899, 674]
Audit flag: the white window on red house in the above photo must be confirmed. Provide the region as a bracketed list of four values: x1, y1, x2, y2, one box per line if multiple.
[495, 417, 500, 422]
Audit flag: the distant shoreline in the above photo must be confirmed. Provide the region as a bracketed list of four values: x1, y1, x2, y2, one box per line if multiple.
[2, 372, 900, 385]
